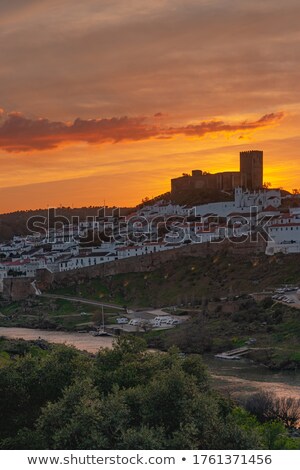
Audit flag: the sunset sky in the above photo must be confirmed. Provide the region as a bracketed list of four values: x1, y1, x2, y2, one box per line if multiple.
[1, 0, 300, 213]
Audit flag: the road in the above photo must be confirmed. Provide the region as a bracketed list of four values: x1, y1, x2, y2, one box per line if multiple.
[39, 294, 190, 325]
[287, 292, 300, 308]
[40, 293, 126, 311]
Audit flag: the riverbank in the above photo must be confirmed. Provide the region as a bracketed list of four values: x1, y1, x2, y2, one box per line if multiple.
[204, 355, 300, 401]
[0, 327, 114, 354]
[1, 290, 300, 372]
[1, 327, 300, 403]
[144, 296, 300, 370]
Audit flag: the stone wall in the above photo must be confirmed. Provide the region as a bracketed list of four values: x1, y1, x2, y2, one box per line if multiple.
[37, 238, 267, 290]
[2, 277, 35, 301]
[2, 238, 267, 300]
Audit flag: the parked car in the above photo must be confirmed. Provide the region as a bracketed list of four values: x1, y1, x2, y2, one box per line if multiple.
[128, 319, 142, 326]
[153, 316, 173, 324]
[116, 317, 129, 324]
[165, 318, 177, 324]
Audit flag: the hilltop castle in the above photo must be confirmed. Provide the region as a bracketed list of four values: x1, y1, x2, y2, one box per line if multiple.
[171, 150, 263, 195]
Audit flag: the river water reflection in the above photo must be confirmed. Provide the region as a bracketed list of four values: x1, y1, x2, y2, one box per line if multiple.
[205, 355, 300, 400]
[1, 327, 300, 400]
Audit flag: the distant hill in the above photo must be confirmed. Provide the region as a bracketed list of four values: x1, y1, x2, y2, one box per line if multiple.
[0, 206, 133, 242]
[0, 188, 233, 242]
[0, 188, 297, 242]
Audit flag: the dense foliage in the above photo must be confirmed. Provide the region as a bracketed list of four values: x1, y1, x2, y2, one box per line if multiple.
[0, 337, 298, 450]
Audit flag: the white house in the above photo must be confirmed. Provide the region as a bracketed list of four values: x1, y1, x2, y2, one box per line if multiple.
[137, 201, 187, 218]
[266, 210, 300, 254]
[164, 222, 222, 244]
[116, 243, 174, 259]
[194, 188, 281, 219]
[58, 252, 117, 272]
[0, 259, 44, 278]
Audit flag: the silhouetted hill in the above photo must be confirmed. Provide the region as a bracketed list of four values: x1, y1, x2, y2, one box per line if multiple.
[0, 206, 133, 242]
[0, 188, 296, 242]
[139, 188, 233, 208]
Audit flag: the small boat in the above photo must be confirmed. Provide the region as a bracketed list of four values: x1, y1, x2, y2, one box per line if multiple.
[90, 306, 113, 336]
[91, 329, 111, 337]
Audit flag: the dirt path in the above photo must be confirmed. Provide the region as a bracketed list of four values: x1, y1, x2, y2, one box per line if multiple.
[41, 293, 126, 311]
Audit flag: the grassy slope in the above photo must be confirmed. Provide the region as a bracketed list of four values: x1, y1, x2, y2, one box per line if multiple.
[158, 300, 300, 369]
[1, 252, 300, 368]
[51, 252, 300, 308]
[0, 298, 120, 331]
[50, 252, 300, 369]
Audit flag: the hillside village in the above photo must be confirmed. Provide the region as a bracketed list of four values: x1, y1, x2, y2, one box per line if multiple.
[1, 151, 300, 370]
[1, 186, 300, 294]
[1, 151, 300, 294]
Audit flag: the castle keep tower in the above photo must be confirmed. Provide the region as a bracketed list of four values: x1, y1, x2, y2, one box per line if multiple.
[170, 150, 264, 195]
[240, 150, 263, 190]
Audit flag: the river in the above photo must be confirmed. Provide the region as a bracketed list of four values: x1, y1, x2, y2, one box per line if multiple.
[205, 356, 300, 400]
[0, 327, 114, 354]
[1, 327, 300, 400]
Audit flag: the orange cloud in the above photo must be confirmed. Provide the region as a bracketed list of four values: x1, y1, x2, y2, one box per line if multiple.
[0, 109, 284, 152]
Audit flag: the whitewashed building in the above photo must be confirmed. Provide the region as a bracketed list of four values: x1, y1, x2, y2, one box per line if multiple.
[58, 252, 117, 272]
[266, 210, 300, 254]
[137, 201, 187, 217]
[194, 188, 281, 218]
[116, 243, 174, 259]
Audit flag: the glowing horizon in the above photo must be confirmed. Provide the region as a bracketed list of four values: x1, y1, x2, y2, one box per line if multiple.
[0, 0, 300, 213]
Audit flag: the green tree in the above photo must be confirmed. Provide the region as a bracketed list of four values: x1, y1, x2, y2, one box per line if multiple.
[36, 380, 108, 450]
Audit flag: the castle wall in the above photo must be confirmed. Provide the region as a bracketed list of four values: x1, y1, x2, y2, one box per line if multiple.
[36, 238, 267, 291]
[171, 170, 244, 194]
[1, 239, 267, 301]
